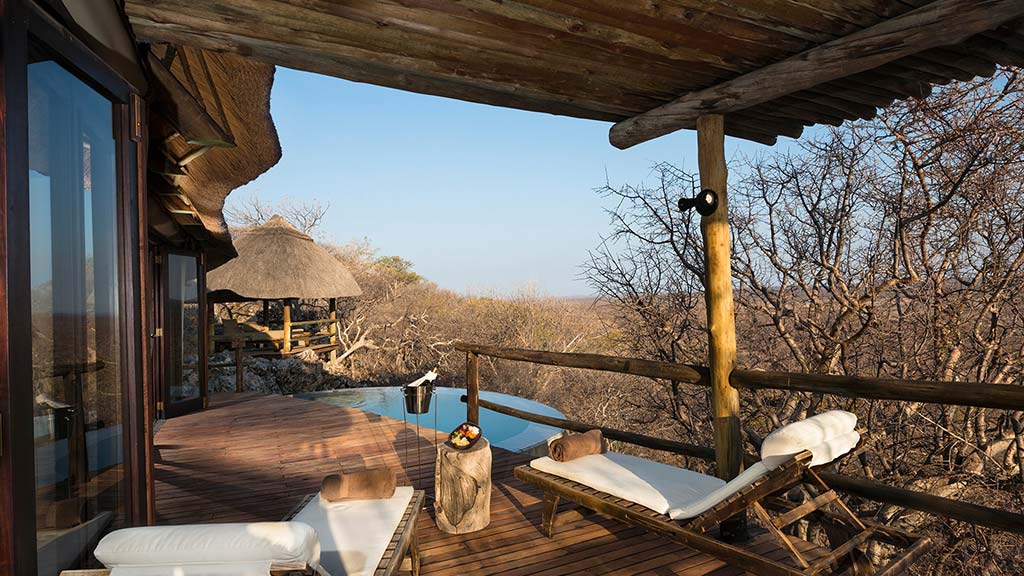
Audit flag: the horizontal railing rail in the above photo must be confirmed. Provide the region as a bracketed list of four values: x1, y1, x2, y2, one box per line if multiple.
[459, 395, 715, 461]
[454, 342, 1024, 411]
[457, 341, 1024, 536]
[454, 341, 704, 385]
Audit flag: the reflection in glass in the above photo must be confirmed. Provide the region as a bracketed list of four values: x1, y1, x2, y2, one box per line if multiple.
[167, 254, 200, 403]
[29, 55, 123, 575]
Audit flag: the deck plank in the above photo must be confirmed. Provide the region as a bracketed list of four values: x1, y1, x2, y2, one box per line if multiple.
[154, 392, 825, 575]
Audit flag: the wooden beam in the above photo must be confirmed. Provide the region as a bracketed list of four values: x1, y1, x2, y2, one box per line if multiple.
[696, 115, 744, 540]
[610, 0, 1024, 148]
[730, 369, 1024, 411]
[819, 472, 1024, 536]
[145, 51, 234, 148]
[453, 342, 704, 384]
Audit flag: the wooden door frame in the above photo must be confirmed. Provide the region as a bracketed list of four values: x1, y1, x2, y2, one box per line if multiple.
[156, 247, 207, 419]
[0, 2, 148, 573]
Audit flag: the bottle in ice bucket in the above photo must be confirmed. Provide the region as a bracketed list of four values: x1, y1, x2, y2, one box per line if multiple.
[403, 367, 438, 414]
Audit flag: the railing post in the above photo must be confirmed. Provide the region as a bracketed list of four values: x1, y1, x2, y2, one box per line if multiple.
[328, 297, 338, 362]
[697, 114, 745, 540]
[466, 351, 479, 424]
[234, 342, 244, 393]
[282, 299, 292, 353]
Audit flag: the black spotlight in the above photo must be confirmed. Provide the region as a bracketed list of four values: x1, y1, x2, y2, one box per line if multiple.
[678, 189, 719, 216]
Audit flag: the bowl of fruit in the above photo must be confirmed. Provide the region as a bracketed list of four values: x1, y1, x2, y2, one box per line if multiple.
[448, 422, 482, 450]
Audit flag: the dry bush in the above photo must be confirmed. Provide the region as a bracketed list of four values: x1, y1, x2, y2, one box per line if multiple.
[585, 68, 1024, 574]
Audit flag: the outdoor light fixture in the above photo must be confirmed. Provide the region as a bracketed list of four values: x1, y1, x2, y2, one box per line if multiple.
[678, 189, 719, 216]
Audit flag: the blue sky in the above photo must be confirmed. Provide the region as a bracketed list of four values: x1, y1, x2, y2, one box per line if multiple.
[230, 67, 797, 296]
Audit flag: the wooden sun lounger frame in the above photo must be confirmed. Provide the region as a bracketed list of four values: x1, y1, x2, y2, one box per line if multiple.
[514, 451, 931, 576]
[284, 489, 425, 576]
[62, 490, 425, 576]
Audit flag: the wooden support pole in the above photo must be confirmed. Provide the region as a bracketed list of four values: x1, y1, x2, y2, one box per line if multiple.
[697, 114, 745, 540]
[262, 299, 269, 326]
[466, 351, 480, 425]
[207, 302, 215, 355]
[234, 343, 244, 393]
[282, 300, 292, 353]
[328, 298, 338, 362]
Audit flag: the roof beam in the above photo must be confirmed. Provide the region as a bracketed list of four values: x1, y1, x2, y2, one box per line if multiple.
[146, 51, 235, 148]
[609, 0, 1024, 149]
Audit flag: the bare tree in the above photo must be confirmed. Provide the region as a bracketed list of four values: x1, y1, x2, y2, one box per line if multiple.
[224, 191, 330, 235]
[587, 68, 1024, 574]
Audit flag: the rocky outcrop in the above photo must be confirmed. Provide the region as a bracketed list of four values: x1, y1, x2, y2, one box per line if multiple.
[207, 350, 353, 395]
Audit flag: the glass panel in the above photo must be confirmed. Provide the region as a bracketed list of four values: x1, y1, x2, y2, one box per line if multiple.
[167, 254, 200, 404]
[29, 53, 124, 575]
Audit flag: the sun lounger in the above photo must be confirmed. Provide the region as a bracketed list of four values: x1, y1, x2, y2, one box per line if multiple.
[61, 489, 424, 576]
[286, 488, 424, 576]
[515, 411, 931, 576]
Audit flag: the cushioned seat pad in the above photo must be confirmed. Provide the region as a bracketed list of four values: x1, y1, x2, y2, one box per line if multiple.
[292, 486, 414, 576]
[531, 452, 729, 520]
[94, 521, 320, 575]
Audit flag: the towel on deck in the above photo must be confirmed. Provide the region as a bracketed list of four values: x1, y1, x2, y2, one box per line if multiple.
[321, 467, 397, 502]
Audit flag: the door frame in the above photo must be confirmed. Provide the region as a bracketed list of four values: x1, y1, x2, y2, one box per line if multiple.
[0, 2, 148, 574]
[154, 247, 207, 419]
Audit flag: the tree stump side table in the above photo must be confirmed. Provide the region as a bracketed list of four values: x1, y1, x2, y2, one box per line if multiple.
[434, 437, 491, 534]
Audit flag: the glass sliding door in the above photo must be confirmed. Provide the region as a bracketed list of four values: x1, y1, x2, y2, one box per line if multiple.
[28, 48, 125, 576]
[163, 253, 203, 416]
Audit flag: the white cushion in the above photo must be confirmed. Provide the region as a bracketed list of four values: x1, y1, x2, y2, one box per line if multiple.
[94, 521, 320, 573]
[292, 486, 414, 576]
[531, 452, 727, 520]
[760, 410, 859, 467]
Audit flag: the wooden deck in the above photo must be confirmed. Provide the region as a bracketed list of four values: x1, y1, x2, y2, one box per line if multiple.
[154, 392, 825, 575]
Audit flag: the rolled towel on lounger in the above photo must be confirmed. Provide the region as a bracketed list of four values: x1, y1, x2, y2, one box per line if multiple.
[321, 467, 397, 501]
[549, 429, 607, 462]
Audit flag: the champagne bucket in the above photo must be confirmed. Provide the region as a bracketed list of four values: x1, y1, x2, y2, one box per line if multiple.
[403, 383, 434, 415]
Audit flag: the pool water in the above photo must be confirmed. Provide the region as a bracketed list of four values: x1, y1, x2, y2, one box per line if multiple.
[298, 387, 564, 452]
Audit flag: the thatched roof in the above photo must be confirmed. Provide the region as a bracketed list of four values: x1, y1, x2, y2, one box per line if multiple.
[148, 46, 281, 267]
[125, 1, 1024, 147]
[206, 215, 362, 302]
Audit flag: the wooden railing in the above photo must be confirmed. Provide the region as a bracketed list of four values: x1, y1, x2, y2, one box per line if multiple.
[456, 341, 1024, 536]
[455, 342, 1024, 411]
[460, 394, 715, 461]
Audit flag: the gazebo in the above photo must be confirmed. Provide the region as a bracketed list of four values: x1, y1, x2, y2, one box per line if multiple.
[207, 214, 362, 367]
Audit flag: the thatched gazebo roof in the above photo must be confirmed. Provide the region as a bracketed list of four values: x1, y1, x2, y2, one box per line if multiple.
[206, 215, 362, 302]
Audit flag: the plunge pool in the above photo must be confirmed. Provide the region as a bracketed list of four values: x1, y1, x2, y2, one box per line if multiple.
[298, 387, 564, 453]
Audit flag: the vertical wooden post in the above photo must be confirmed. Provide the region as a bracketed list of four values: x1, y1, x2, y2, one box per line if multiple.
[234, 343, 244, 393]
[204, 301, 213, 408]
[262, 299, 269, 326]
[282, 300, 292, 353]
[696, 115, 745, 540]
[207, 302, 215, 355]
[466, 351, 480, 424]
[328, 298, 338, 362]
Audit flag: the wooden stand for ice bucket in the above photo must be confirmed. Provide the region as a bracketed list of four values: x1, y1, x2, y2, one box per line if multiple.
[434, 437, 491, 534]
